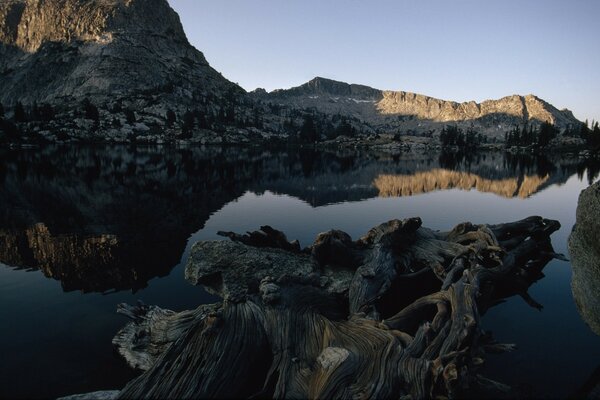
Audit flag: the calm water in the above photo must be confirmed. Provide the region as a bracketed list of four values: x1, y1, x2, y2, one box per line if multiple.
[0, 145, 599, 399]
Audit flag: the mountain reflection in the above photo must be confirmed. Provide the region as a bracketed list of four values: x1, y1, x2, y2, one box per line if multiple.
[0, 145, 597, 293]
[375, 170, 550, 198]
[0, 224, 125, 292]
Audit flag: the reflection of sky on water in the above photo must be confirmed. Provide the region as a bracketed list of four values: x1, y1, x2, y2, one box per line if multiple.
[1, 153, 599, 398]
[192, 173, 589, 252]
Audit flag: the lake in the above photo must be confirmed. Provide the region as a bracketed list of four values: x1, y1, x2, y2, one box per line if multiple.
[0, 145, 599, 399]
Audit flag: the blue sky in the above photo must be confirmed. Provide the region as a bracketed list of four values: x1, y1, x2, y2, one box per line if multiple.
[168, 0, 599, 123]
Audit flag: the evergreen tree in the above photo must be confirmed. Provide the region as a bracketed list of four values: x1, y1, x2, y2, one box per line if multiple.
[124, 109, 136, 124]
[181, 110, 195, 137]
[581, 121, 591, 138]
[111, 101, 123, 114]
[82, 99, 99, 122]
[589, 122, 600, 149]
[226, 106, 235, 123]
[252, 108, 263, 129]
[521, 125, 529, 144]
[299, 115, 318, 142]
[31, 102, 41, 121]
[465, 127, 478, 147]
[39, 103, 54, 122]
[196, 111, 209, 129]
[0, 119, 20, 138]
[123, 108, 137, 125]
[284, 118, 296, 135]
[334, 118, 353, 138]
[538, 122, 558, 147]
[216, 107, 226, 123]
[14, 102, 27, 123]
[166, 109, 177, 126]
[456, 131, 465, 147]
[0, 103, 4, 119]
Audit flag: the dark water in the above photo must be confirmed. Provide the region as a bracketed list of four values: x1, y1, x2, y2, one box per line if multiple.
[0, 145, 599, 399]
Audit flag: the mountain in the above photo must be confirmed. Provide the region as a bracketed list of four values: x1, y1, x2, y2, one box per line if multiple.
[0, 1, 584, 143]
[0, 0, 239, 105]
[0, 0, 257, 143]
[254, 77, 581, 138]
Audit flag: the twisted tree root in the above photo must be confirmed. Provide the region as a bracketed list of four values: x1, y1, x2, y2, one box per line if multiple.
[112, 216, 563, 399]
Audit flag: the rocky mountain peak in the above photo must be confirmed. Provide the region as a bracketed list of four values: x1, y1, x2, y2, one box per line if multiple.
[0, 0, 189, 52]
[270, 76, 381, 99]
[0, 0, 235, 106]
[262, 77, 581, 135]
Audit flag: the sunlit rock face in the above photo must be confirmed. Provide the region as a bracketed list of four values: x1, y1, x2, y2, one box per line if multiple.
[374, 169, 550, 199]
[569, 182, 600, 336]
[376, 92, 572, 126]
[257, 77, 581, 137]
[0, 224, 125, 292]
[0, 0, 238, 106]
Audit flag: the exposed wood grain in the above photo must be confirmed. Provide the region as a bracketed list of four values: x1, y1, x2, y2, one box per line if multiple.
[111, 216, 563, 399]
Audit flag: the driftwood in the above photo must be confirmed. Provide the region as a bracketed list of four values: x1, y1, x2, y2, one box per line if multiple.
[111, 216, 563, 399]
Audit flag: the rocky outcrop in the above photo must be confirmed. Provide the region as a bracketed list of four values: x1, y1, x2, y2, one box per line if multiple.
[256, 77, 581, 138]
[269, 76, 381, 99]
[0, 0, 257, 143]
[569, 182, 600, 336]
[376, 92, 575, 127]
[0, 0, 237, 105]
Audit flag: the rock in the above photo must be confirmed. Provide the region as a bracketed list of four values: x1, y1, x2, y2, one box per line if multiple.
[134, 123, 150, 132]
[184, 240, 317, 302]
[257, 77, 581, 138]
[569, 182, 600, 336]
[0, 0, 239, 106]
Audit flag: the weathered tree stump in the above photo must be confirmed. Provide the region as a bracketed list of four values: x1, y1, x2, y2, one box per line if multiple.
[111, 216, 563, 399]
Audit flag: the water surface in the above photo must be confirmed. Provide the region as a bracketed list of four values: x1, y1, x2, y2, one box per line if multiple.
[0, 145, 599, 398]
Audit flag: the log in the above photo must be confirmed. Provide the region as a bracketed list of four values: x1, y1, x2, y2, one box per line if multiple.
[109, 216, 563, 399]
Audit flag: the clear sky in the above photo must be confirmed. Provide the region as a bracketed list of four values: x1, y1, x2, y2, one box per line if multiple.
[168, 0, 599, 124]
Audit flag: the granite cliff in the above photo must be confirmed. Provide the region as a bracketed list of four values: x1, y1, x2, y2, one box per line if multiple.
[0, 0, 256, 142]
[0, 0, 238, 104]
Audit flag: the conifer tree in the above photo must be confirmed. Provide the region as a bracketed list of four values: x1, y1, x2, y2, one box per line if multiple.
[14, 102, 27, 122]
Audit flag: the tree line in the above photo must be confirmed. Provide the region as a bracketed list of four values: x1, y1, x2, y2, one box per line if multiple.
[578, 120, 600, 149]
[439, 125, 487, 148]
[2, 97, 600, 149]
[505, 120, 600, 149]
[504, 122, 559, 148]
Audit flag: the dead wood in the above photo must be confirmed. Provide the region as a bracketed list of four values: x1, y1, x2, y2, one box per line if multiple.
[111, 216, 563, 399]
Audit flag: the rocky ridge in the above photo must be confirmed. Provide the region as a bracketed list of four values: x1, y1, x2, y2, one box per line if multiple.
[0, 0, 258, 143]
[0, 0, 585, 143]
[254, 77, 581, 138]
[0, 0, 237, 104]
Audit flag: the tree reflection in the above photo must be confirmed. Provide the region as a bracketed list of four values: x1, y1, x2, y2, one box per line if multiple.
[0, 145, 596, 293]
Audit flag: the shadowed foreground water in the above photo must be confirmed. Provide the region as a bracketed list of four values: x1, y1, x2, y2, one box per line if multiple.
[0, 145, 599, 399]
